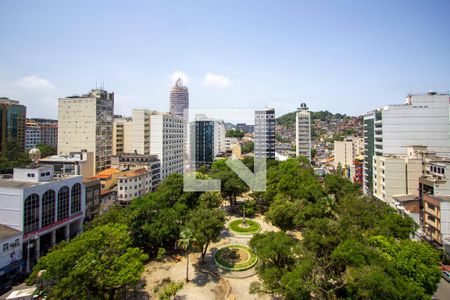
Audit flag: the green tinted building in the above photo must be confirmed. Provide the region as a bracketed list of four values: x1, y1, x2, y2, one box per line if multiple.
[0, 97, 27, 153]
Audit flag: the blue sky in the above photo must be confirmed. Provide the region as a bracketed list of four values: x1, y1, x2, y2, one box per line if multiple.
[0, 0, 449, 119]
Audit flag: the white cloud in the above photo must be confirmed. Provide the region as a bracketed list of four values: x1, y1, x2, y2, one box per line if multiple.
[169, 70, 190, 85]
[203, 73, 231, 88]
[0, 75, 58, 118]
[15, 75, 55, 90]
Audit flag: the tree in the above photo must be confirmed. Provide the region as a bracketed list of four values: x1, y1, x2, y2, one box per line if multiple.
[36, 143, 57, 157]
[241, 141, 254, 154]
[250, 232, 297, 270]
[324, 174, 360, 201]
[186, 207, 225, 262]
[225, 129, 245, 138]
[27, 224, 148, 300]
[198, 191, 223, 209]
[178, 228, 196, 282]
[265, 199, 301, 231]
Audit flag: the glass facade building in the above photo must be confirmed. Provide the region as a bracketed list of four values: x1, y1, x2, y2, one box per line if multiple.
[0, 98, 26, 153]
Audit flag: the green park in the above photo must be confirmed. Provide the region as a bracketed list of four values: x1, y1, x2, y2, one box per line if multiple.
[26, 157, 443, 300]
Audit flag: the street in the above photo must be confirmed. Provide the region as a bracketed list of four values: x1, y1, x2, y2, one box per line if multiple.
[434, 278, 450, 300]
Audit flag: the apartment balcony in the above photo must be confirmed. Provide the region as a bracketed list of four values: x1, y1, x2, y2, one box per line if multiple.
[424, 215, 440, 231]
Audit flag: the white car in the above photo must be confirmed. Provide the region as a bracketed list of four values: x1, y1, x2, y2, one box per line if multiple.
[443, 271, 450, 282]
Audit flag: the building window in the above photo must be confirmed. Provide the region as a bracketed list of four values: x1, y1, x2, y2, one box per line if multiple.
[71, 183, 82, 214]
[3, 243, 9, 252]
[42, 190, 56, 227]
[24, 194, 40, 233]
[58, 186, 70, 221]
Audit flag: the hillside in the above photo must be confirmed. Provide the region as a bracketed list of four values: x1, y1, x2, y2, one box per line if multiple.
[276, 110, 348, 129]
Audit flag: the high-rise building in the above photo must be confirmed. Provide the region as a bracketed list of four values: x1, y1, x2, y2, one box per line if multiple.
[58, 89, 114, 174]
[363, 92, 450, 195]
[214, 120, 226, 154]
[254, 108, 275, 159]
[295, 103, 311, 161]
[150, 112, 184, 179]
[189, 115, 226, 166]
[170, 79, 189, 118]
[112, 109, 184, 179]
[25, 119, 58, 150]
[190, 116, 215, 168]
[0, 97, 26, 153]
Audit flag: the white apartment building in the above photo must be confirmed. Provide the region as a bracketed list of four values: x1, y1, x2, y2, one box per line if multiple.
[214, 120, 226, 154]
[0, 224, 22, 280]
[113, 110, 184, 180]
[150, 112, 184, 179]
[0, 166, 85, 272]
[116, 168, 152, 205]
[58, 89, 114, 174]
[295, 103, 311, 162]
[364, 92, 450, 195]
[39, 151, 95, 177]
[111, 153, 161, 191]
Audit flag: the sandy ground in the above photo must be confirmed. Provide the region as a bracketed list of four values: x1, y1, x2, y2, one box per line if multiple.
[140, 215, 277, 300]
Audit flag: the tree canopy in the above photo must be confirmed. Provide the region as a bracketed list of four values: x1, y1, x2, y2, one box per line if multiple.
[250, 158, 441, 299]
[28, 224, 148, 300]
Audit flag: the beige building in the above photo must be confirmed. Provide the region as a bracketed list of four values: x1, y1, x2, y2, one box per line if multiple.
[333, 137, 363, 169]
[373, 146, 426, 203]
[112, 116, 132, 155]
[58, 89, 114, 174]
[295, 103, 311, 161]
[112, 109, 184, 180]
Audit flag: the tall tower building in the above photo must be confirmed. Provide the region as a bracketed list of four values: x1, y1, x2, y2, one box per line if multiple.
[58, 89, 114, 174]
[188, 115, 225, 168]
[0, 97, 26, 153]
[191, 117, 215, 168]
[170, 78, 189, 118]
[363, 92, 450, 195]
[295, 103, 311, 162]
[254, 108, 275, 159]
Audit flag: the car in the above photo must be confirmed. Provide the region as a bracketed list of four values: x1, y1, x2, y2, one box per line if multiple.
[443, 271, 450, 282]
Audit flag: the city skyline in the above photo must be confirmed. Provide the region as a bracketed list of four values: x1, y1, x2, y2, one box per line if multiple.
[1, 0, 449, 119]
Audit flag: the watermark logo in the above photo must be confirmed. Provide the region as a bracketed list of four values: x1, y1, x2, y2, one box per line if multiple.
[183, 108, 268, 192]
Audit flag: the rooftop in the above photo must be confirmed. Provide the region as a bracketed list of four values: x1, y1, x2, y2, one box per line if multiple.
[427, 195, 450, 202]
[118, 168, 149, 178]
[392, 194, 418, 202]
[0, 224, 21, 240]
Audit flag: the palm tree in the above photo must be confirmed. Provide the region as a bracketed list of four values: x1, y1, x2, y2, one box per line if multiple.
[178, 228, 196, 282]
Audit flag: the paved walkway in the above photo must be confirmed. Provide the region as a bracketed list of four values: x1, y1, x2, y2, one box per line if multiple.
[204, 215, 277, 279]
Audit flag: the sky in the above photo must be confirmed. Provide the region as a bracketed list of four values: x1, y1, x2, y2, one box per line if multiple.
[0, 0, 449, 120]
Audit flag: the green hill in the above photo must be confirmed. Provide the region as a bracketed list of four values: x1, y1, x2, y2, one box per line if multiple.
[277, 110, 347, 129]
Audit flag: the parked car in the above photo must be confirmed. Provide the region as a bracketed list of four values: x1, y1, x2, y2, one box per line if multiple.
[443, 271, 450, 282]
